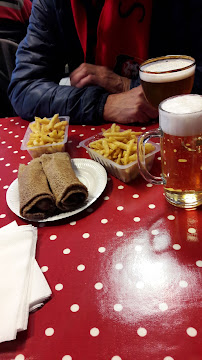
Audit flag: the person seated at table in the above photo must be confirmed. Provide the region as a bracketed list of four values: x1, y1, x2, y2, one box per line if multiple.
[8, 0, 202, 125]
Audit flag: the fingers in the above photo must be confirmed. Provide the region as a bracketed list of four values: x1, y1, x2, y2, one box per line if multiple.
[73, 74, 97, 88]
[70, 63, 96, 87]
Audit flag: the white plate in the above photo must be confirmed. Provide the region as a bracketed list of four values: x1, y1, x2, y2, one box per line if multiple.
[6, 158, 107, 222]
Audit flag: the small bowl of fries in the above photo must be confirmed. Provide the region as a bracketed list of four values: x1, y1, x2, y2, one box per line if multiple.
[79, 123, 160, 183]
[21, 114, 69, 158]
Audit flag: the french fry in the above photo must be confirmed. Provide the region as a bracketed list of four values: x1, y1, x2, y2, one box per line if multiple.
[88, 123, 155, 166]
[27, 114, 68, 152]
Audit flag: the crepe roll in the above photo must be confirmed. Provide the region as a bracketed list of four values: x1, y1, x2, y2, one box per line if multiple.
[18, 158, 56, 220]
[41, 152, 88, 211]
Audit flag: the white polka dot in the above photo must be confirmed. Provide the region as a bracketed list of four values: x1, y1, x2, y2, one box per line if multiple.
[111, 357, 122, 360]
[135, 245, 142, 252]
[116, 231, 123, 237]
[20, 156, 25, 159]
[5, 163, 10, 167]
[188, 228, 196, 234]
[146, 183, 153, 187]
[70, 221, 76, 225]
[94, 282, 103, 290]
[14, 135, 19, 138]
[115, 263, 123, 270]
[118, 185, 124, 189]
[50, 235, 57, 240]
[8, 131, 13, 134]
[114, 304, 123, 312]
[173, 244, 181, 250]
[167, 215, 175, 220]
[14, 355, 25, 360]
[0, 214, 6, 218]
[151, 229, 159, 235]
[79, 133, 84, 137]
[41, 266, 48, 272]
[91, 127, 95, 130]
[45, 328, 54, 336]
[71, 129, 76, 132]
[159, 303, 168, 311]
[68, 140, 72, 144]
[3, 128, 7, 131]
[63, 248, 71, 255]
[101, 219, 108, 224]
[70, 304, 79, 312]
[132, 194, 139, 198]
[98, 247, 106, 253]
[13, 151, 18, 154]
[90, 327, 99, 337]
[77, 264, 85, 271]
[15, 122, 19, 125]
[0, 158, 4, 161]
[62, 356, 72, 360]
[186, 327, 197, 337]
[10, 119, 14, 121]
[148, 204, 155, 209]
[163, 357, 174, 360]
[117, 206, 124, 211]
[133, 217, 141, 222]
[141, 127, 146, 130]
[136, 281, 144, 289]
[196, 260, 202, 267]
[82, 233, 90, 239]
[13, 169, 18, 173]
[137, 327, 147, 337]
[179, 280, 188, 288]
[55, 283, 63, 291]
[3, 185, 9, 189]
[21, 125, 25, 128]
[7, 145, 12, 148]
[157, 157, 161, 161]
[104, 196, 109, 200]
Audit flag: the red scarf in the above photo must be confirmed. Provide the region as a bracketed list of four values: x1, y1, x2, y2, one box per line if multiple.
[70, 0, 152, 70]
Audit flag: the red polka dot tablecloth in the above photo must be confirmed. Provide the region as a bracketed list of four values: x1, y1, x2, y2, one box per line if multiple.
[0, 117, 202, 360]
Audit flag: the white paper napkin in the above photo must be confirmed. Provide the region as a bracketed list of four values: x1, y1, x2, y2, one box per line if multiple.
[0, 222, 52, 343]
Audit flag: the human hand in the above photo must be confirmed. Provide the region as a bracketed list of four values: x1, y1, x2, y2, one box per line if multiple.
[70, 63, 130, 93]
[103, 85, 158, 124]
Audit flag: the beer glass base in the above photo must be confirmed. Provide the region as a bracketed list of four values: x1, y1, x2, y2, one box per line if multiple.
[165, 190, 202, 209]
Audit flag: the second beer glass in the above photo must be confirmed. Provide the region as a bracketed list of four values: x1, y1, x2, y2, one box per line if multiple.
[137, 94, 202, 209]
[139, 55, 196, 108]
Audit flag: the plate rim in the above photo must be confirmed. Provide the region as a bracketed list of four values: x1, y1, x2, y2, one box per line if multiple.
[6, 158, 107, 222]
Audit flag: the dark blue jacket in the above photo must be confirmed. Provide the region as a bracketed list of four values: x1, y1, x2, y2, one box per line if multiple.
[8, 0, 202, 124]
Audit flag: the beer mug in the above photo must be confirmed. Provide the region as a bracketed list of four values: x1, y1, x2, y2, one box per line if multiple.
[137, 94, 202, 209]
[139, 55, 196, 109]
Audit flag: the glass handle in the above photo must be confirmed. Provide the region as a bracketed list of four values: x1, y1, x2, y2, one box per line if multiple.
[137, 128, 163, 185]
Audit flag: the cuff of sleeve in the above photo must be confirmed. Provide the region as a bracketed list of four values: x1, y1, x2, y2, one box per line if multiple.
[96, 92, 109, 124]
[130, 76, 141, 89]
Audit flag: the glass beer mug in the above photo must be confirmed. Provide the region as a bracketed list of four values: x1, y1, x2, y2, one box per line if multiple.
[137, 94, 202, 209]
[139, 55, 196, 109]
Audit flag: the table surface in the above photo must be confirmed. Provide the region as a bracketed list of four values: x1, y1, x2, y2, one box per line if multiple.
[0, 117, 202, 360]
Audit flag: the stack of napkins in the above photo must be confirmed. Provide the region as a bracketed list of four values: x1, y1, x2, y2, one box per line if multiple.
[0, 221, 52, 343]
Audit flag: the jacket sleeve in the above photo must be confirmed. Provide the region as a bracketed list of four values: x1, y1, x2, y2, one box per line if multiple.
[8, 0, 109, 124]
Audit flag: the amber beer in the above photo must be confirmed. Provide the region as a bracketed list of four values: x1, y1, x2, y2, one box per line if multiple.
[139, 55, 196, 108]
[137, 94, 202, 209]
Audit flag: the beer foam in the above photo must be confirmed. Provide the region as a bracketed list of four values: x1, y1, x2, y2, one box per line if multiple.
[159, 95, 202, 136]
[140, 58, 195, 83]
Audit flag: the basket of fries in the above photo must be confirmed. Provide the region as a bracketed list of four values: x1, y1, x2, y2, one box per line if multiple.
[21, 114, 69, 158]
[79, 123, 160, 183]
